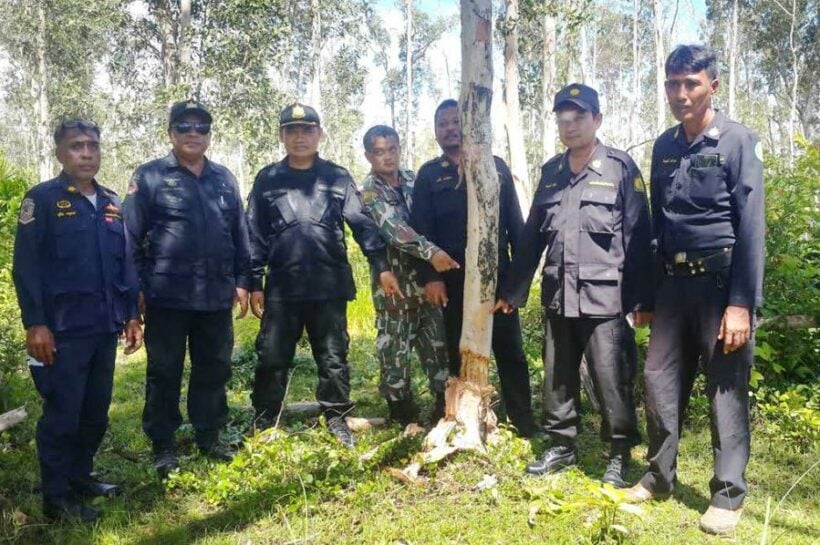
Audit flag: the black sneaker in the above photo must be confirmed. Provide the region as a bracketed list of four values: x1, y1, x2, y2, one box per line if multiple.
[70, 476, 120, 498]
[199, 442, 234, 462]
[525, 444, 577, 476]
[43, 496, 100, 523]
[326, 416, 356, 449]
[601, 449, 631, 488]
[153, 447, 179, 478]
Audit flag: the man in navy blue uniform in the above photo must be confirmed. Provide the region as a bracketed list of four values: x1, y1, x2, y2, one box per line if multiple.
[495, 84, 653, 486]
[123, 101, 251, 475]
[626, 45, 765, 536]
[13, 119, 143, 522]
[410, 99, 538, 437]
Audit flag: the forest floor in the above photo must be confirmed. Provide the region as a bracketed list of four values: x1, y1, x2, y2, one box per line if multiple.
[1, 277, 818, 545]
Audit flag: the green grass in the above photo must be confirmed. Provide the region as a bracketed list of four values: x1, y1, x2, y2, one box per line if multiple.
[1, 250, 818, 544]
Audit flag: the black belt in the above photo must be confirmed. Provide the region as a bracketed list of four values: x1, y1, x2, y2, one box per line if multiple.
[664, 247, 732, 277]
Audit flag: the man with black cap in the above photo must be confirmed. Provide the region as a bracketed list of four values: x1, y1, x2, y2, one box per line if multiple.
[410, 99, 538, 437]
[494, 83, 653, 486]
[123, 100, 251, 476]
[626, 45, 764, 536]
[246, 103, 401, 448]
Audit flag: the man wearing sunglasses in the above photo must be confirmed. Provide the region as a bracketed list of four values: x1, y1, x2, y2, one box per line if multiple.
[13, 119, 142, 521]
[494, 84, 653, 487]
[123, 100, 251, 476]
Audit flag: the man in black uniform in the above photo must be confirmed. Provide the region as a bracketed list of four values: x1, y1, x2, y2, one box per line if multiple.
[411, 99, 538, 437]
[246, 103, 401, 448]
[626, 45, 764, 536]
[123, 100, 251, 475]
[495, 84, 653, 486]
[13, 119, 143, 521]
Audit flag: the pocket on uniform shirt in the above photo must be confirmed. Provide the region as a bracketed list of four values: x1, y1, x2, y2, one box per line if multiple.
[578, 264, 620, 316]
[688, 165, 726, 205]
[51, 290, 101, 332]
[540, 264, 562, 312]
[579, 187, 616, 234]
[537, 191, 563, 233]
[266, 192, 297, 233]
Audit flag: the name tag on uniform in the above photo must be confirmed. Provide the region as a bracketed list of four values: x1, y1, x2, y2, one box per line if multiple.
[690, 154, 722, 168]
[588, 180, 614, 188]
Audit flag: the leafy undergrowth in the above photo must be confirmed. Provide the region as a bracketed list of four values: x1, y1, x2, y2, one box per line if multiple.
[1, 311, 818, 544]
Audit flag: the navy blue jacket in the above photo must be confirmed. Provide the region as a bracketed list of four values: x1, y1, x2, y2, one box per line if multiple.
[501, 144, 653, 317]
[123, 152, 251, 311]
[12, 173, 140, 336]
[246, 156, 389, 301]
[650, 111, 765, 309]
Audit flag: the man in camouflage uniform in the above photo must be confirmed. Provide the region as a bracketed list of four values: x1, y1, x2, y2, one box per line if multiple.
[360, 125, 459, 425]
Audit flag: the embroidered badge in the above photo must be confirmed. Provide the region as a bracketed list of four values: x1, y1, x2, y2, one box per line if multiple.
[292, 104, 306, 119]
[633, 177, 646, 192]
[56, 200, 72, 209]
[570, 87, 580, 96]
[19, 198, 35, 224]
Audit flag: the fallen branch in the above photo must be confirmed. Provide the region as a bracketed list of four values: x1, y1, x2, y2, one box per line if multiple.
[0, 406, 27, 433]
[758, 315, 817, 330]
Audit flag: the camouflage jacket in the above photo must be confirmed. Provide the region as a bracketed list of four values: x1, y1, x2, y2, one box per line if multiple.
[360, 169, 440, 312]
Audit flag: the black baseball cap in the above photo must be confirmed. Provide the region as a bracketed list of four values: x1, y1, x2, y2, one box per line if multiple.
[553, 83, 600, 114]
[169, 100, 213, 125]
[279, 103, 321, 128]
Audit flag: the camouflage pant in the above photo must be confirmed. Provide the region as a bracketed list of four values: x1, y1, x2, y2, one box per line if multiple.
[375, 303, 449, 401]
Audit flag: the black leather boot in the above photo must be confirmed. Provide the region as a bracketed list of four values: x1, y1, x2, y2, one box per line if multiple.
[153, 446, 179, 478]
[43, 496, 100, 523]
[525, 444, 577, 476]
[601, 445, 631, 488]
[70, 476, 120, 498]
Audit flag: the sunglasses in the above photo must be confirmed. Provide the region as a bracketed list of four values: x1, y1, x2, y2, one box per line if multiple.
[172, 122, 211, 135]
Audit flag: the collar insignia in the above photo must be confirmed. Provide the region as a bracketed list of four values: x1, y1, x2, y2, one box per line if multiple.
[591, 159, 602, 169]
[707, 126, 720, 138]
[67, 185, 77, 193]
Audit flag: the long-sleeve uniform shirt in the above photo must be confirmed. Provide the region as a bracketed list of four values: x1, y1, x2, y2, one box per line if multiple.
[360, 169, 441, 312]
[246, 156, 389, 300]
[411, 155, 523, 290]
[650, 111, 765, 309]
[123, 152, 251, 311]
[13, 173, 140, 336]
[501, 144, 653, 317]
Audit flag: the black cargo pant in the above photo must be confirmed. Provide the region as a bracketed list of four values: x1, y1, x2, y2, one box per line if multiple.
[143, 307, 233, 450]
[640, 270, 752, 510]
[542, 315, 640, 448]
[442, 276, 535, 433]
[252, 299, 352, 418]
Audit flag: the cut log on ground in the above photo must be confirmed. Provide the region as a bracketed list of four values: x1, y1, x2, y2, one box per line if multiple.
[396, 0, 500, 481]
[0, 406, 27, 433]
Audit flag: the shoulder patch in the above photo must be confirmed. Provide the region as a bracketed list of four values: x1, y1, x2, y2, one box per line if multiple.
[754, 141, 764, 162]
[634, 177, 646, 193]
[19, 197, 36, 225]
